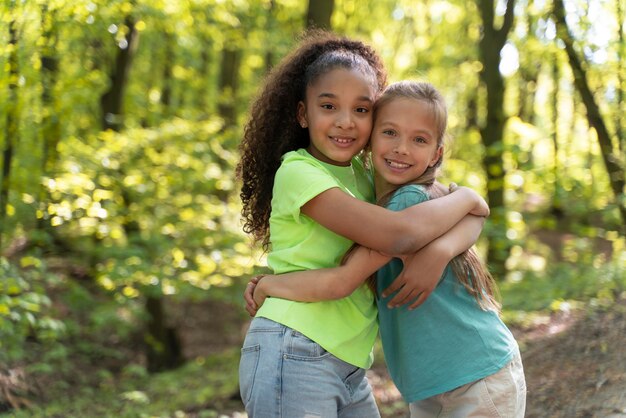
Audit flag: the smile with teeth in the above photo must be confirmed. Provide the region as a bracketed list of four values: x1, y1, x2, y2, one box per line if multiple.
[385, 158, 411, 169]
[330, 136, 355, 144]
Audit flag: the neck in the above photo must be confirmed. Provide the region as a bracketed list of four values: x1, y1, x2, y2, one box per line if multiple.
[374, 175, 398, 202]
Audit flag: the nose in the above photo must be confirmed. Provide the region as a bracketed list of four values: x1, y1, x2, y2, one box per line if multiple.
[393, 138, 408, 154]
[335, 110, 354, 129]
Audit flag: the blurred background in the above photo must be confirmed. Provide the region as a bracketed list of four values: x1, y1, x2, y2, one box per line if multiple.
[0, 0, 624, 417]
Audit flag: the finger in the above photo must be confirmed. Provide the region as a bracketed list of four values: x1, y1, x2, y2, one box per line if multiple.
[408, 290, 432, 310]
[245, 303, 257, 317]
[245, 296, 257, 312]
[250, 275, 265, 285]
[247, 296, 258, 311]
[448, 182, 458, 192]
[382, 276, 406, 298]
[243, 282, 257, 306]
[388, 287, 418, 308]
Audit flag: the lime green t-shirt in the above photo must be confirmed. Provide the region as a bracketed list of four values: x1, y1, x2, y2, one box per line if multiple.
[256, 149, 378, 369]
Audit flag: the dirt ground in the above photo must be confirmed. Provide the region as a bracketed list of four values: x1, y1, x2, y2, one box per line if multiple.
[197, 297, 626, 418]
[367, 300, 626, 418]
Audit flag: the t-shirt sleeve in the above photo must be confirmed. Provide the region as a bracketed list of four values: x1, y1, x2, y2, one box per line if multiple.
[386, 185, 430, 212]
[273, 157, 341, 223]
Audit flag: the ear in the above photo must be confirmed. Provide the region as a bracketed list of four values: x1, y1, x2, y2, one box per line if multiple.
[429, 146, 443, 167]
[297, 101, 308, 128]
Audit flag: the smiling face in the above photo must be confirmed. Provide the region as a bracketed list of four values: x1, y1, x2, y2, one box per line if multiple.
[371, 97, 443, 198]
[297, 68, 376, 166]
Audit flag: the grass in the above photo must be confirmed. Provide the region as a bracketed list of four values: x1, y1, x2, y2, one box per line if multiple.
[4, 349, 241, 418]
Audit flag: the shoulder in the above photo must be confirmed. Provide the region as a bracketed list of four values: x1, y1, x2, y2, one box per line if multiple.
[272, 150, 341, 207]
[280, 150, 324, 170]
[386, 184, 430, 211]
[277, 150, 328, 178]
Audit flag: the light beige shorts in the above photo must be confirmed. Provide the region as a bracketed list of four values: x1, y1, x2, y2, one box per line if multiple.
[409, 351, 527, 418]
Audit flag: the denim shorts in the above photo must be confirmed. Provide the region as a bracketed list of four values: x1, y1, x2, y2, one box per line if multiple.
[409, 350, 527, 418]
[239, 317, 380, 418]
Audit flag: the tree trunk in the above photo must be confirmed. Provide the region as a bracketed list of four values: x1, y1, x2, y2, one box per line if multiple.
[98, 11, 184, 371]
[145, 296, 183, 373]
[218, 48, 241, 129]
[33, 4, 64, 248]
[550, 56, 564, 220]
[617, 0, 624, 153]
[305, 0, 334, 29]
[40, 4, 60, 175]
[477, 0, 516, 276]
[517, 1, 540, 123]
[160, 30, 174, 119]
[265, 0, 276, 72]
[0, 11, 19, 248]
[552, 0, 626, 233]
[100, 16, 138, 132]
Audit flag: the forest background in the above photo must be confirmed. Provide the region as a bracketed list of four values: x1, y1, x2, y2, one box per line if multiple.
[0, 0, 625, 417]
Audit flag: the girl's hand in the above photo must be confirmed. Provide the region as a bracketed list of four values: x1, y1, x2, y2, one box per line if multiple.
[243, 275, 265, 317]
[382, 242, 450, 310]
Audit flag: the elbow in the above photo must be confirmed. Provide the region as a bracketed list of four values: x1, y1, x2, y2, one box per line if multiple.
[329, 283, 354, 300]
[388, 238, 413, 255]
[326, 275, 362, 299]
[388, 233, 425, 255]
[384, 215, 432, 254]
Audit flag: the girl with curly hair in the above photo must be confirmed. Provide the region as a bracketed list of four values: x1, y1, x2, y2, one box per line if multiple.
[237, 31, 489, 417]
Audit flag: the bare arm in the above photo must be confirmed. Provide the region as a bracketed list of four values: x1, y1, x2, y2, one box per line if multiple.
[252, 247, 390, 308]
[302, 186, 488, 255]
[383, 214, 486, 309]
[243, 214, 485, 315]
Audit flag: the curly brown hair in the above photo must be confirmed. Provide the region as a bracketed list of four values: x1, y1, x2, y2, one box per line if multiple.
[237, 29, 387, 251]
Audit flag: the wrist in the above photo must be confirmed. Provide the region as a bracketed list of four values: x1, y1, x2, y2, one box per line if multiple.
[428, 236, 456, 261]
[254, 279, 269, 302]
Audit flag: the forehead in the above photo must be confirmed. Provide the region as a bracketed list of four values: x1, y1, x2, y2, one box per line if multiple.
[307, 68, 376, 98]
[375, 98, 436, 125]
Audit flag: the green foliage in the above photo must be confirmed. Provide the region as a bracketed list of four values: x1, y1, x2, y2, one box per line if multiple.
[0, 0, 624, 415]
[42, 118, 260, 302]
[5, 349, 241, 418]
[0, 257, 65, 364]
[500, 253, 626, 314]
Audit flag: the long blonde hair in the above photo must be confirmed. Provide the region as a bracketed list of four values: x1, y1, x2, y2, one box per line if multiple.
[362, 81, 501, 312]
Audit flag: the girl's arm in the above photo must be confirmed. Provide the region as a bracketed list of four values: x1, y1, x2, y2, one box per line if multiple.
[383, 214, 486, 310]
[245, 213, 485, 314]
[302, 186, 488, 256]
[245, 247, 390, 313]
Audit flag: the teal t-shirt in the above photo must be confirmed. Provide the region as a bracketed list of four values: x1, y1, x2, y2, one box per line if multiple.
[376, 184, 519, 402]
[257, 149, 378, 369]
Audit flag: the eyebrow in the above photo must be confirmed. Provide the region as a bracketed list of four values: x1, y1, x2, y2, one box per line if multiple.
[317, 92, 373, 102]
[377, 121, 434, 135]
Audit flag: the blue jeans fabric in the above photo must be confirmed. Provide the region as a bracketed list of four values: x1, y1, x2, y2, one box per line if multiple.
[239, 317, 380, 418]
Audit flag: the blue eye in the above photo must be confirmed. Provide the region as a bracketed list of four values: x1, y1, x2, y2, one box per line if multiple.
[383, 129, 396, 136]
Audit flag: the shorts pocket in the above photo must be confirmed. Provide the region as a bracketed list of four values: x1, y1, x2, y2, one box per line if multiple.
[481, 357, 525, 417]
[284, 331, 330, 360]
[239, 344, 261, 404]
